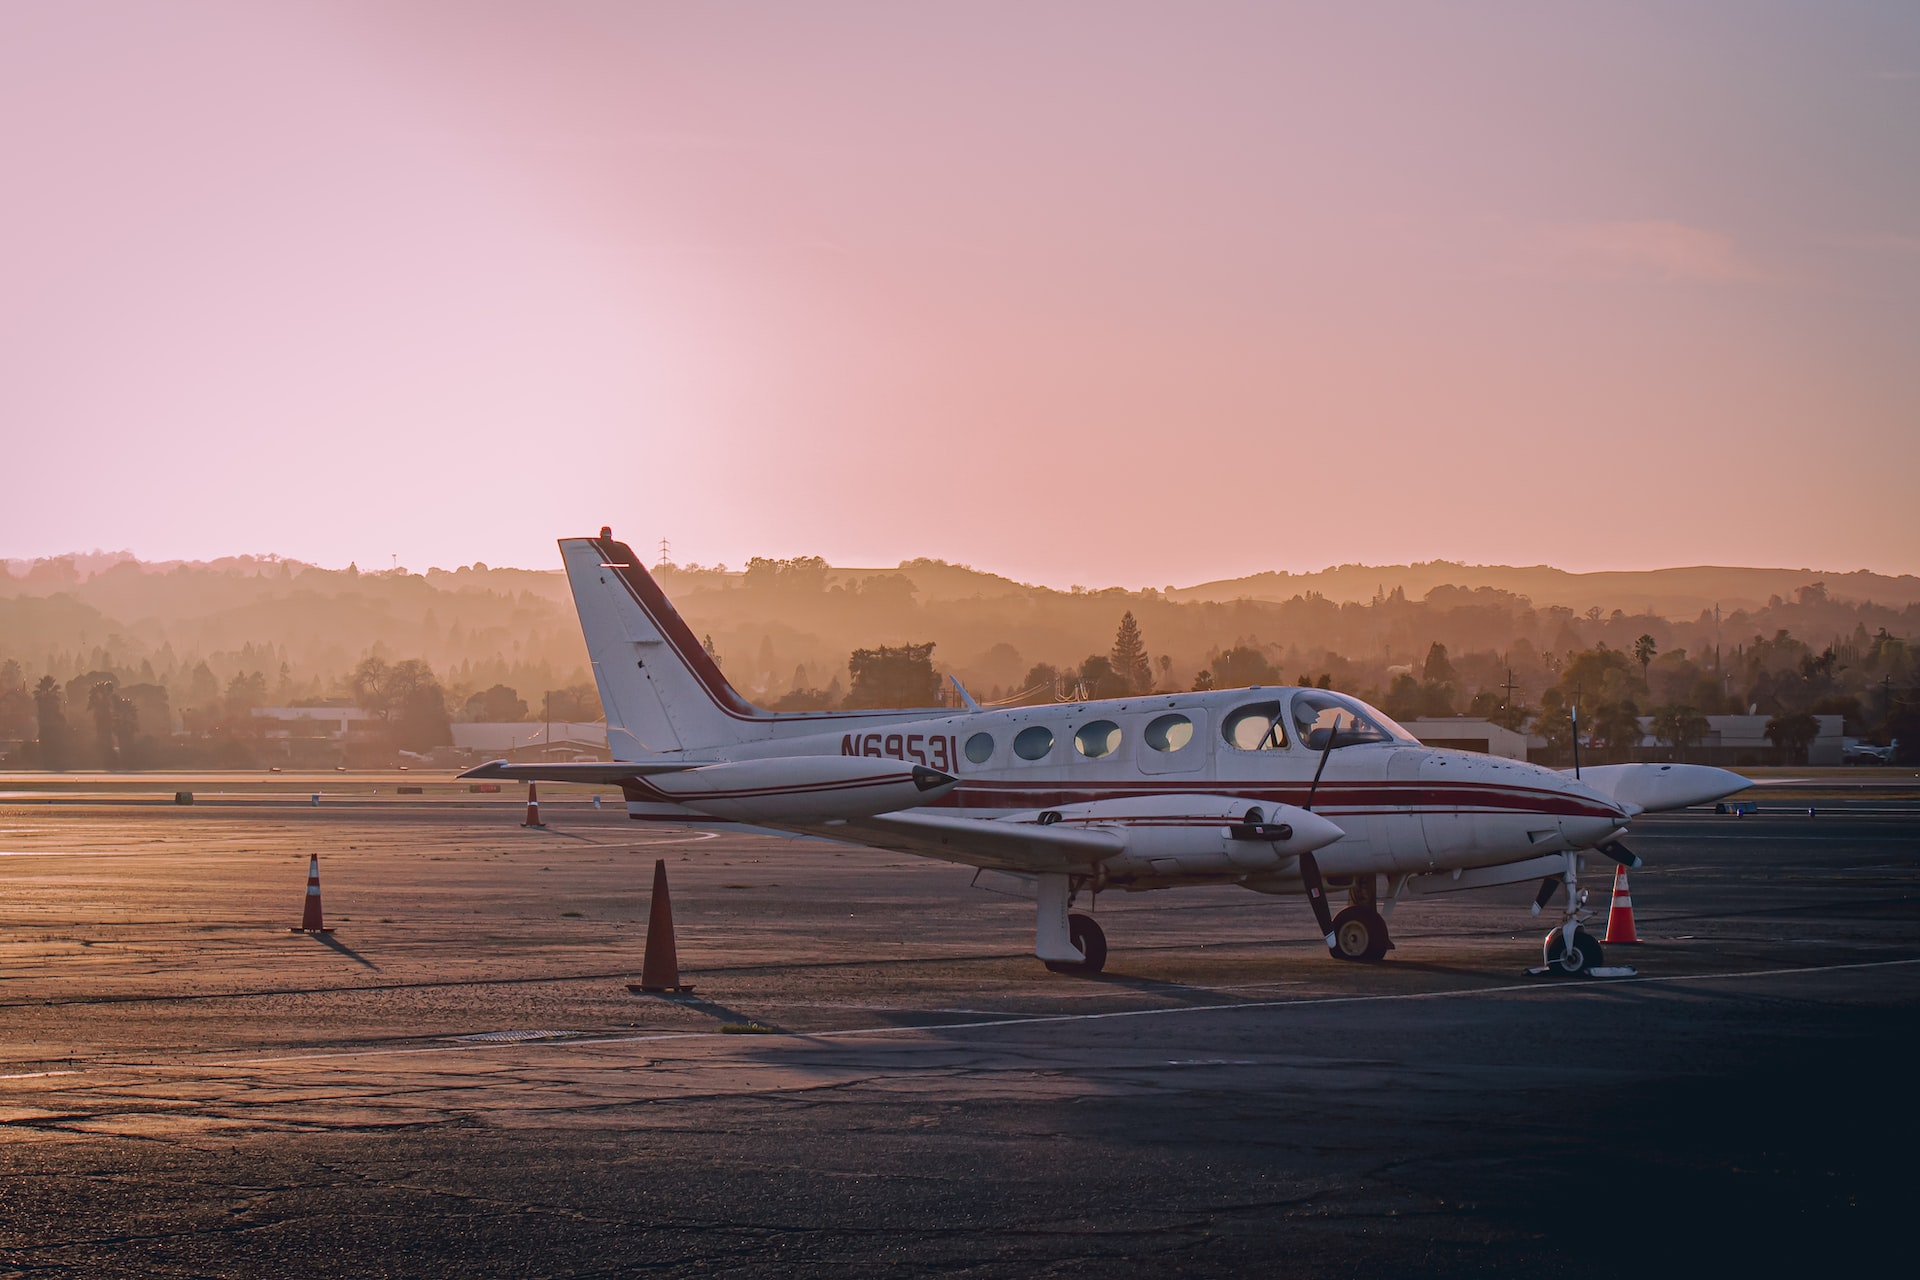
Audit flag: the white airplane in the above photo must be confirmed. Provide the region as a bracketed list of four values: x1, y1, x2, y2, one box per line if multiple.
[464, 530, 1751, 977]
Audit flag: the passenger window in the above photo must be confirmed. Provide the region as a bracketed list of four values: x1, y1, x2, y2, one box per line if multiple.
[964, 732, 995, 764]
[1222, 701, 1288, 751]
[1073, 720, 1122, 758]
[1013, 725, 1055, 761]
[1144, 713, 1193, 753]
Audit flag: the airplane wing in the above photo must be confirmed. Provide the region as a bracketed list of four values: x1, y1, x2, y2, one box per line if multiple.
[793, 811, 1127, 876]
[458, 759, 710, 785]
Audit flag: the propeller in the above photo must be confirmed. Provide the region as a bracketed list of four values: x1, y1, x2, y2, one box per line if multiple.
[1303, 717, 1341, 813]
[1530, 875, 1560, 917]
[1299, 850, 1337, 947]
[1594, 841, 1642, 868]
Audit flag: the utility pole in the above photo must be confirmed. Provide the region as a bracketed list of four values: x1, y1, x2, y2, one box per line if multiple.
[1502, 666, 1518, 712]
[658, 538, 671, 566]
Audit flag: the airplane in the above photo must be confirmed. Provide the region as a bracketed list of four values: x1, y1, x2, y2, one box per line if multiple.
[464, 529, 1751, 977]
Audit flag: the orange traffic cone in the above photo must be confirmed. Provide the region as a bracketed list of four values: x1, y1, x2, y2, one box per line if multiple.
[630, 858, 692, 993]
[1604, 863, 1639, 944]
[522, 782, 545, 828]
[290, 854, 332, 933]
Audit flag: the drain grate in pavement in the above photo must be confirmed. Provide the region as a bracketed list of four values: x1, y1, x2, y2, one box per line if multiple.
[449, 1029, 587, 1044]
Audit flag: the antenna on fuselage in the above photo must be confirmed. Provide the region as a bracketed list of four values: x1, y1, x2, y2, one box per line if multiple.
[1570, 703, 1582, 779]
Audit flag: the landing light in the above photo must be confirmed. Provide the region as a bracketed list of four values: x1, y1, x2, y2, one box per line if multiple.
[599, 562, 632, 569]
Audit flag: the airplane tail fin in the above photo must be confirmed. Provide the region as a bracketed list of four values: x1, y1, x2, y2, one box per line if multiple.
[561, 531, 769, 755]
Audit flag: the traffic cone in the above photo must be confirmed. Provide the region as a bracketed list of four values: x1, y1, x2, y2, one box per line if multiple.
[522, 782, 545, 828]
[290, 854, 332, 933]
[631, 858, 692, 993]
[1604, 863, 1639, 944]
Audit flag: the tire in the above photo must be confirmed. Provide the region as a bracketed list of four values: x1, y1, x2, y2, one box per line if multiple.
[1329, 905, 1390, 962]
[1043, 913, 1108, 976]
[1544, 926, 1604, 975]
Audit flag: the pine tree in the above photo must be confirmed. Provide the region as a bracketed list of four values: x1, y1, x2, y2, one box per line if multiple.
[1110, 612, 1153, 694]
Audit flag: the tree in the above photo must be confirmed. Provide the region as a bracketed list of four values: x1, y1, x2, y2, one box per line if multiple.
[461, 684, 528, 722]
[1633, 634, 1658, 686]
[1109, 612, 1152, 694]
[542, 685, 604, 722]
[0, 659, 31, 743]
[350, 657, 393, 718]
[1074, 654, 1129, 701]
[386, 660, 452, 752]
[1590, 700, 1643, 763]
[1652, 704, 1710, 762]
[1210, 646, 1276, 689]
[845, 642, 942, 709]
[1764, 712, 1820, 765]
[1013, 663, 1061, 705]
[1382, 673, 1424, 722]
[1532, 688, 1574, 763]
[33, 676, 70, 770]
[225, 671, 267, 721]
[88, 680, 120, 767]
[1191, 669, 1216, 692]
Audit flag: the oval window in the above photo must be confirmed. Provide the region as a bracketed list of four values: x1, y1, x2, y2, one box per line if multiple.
[964, 732, 995, 764]
[1222, 701, 1288, 751]
[1073, 720, 1122, 758]
[1144, 713, 1194, 753]
[1013, 725, 1055, 761]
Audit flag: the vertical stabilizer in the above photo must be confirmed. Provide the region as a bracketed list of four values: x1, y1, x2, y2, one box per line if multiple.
[561, 533, 767, 756]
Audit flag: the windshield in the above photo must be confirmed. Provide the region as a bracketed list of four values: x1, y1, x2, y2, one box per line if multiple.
[1290, 689, 1419, 750]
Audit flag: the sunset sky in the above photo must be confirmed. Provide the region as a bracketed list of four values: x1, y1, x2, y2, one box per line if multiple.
[3, 2, 1916, 588]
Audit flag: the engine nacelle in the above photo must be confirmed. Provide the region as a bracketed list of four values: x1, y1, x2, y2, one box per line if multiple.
[1569, 762, 1750, 814]
[1000, 793, 1345, 879]
[646, 756, 956, 822]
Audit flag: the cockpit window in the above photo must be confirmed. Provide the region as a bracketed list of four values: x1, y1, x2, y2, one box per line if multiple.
[1291, 689, 1417, 750]
[1221, 701, 1288, 751]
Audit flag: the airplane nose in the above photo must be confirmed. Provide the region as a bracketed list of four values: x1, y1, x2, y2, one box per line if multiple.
[1276, 806, 1345, 854]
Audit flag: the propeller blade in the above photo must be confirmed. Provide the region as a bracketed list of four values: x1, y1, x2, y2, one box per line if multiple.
[1299, 850, 1337, 946]
[1530, 875, 1560, 917]
[1595, 841, 1642, 869]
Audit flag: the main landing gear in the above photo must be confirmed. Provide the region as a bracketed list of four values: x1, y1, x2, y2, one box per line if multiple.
[1301, 854, 1393, 962]
[1044, 914, 1108, 976]
[1035, 874, 1108, 976]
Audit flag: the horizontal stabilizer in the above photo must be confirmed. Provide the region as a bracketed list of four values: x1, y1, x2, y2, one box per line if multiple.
[459, 759, 708, 784]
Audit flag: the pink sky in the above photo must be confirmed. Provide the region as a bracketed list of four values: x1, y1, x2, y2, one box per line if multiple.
[3, 2, 1917, 587]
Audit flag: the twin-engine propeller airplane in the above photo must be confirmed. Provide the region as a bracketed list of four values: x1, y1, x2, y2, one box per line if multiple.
[464, 530, 1750, 976]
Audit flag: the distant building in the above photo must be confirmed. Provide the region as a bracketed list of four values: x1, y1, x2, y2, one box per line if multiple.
[251, 705, 382, 739]
[1636, 714, 1844, 767]
[450, 722, 608, 762]
[1402, 717, 1535, 761]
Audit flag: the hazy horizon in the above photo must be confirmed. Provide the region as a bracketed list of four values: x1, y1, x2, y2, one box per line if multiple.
[4, 4, 1917, 584]
[7, 544, 1919, 598]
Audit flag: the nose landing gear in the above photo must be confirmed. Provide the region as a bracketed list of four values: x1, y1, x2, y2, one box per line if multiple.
[1529, 851, 1633, 978]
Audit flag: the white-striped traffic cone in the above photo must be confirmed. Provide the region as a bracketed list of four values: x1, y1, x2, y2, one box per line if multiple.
[291, 854, 332, 933]
[523, 782, 545, 828]
[1603, 863, 1639, 944]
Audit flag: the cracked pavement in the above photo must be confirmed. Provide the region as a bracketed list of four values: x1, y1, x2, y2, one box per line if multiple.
[2, 795, 1917, 1276]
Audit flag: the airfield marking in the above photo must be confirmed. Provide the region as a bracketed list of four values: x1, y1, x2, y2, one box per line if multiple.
[223, 955, 1920, 1068]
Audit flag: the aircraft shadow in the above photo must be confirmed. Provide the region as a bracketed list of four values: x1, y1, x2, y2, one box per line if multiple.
[628, 990, 785, 1033]
[306, 931, 380, 971]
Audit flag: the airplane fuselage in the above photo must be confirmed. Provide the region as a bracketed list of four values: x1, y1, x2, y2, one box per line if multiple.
[613, 686, 1629, 892]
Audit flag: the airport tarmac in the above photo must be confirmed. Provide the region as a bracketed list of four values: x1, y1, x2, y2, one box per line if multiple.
[2, 791, 1917, 1277]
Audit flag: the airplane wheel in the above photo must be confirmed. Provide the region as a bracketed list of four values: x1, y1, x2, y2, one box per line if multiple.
[1329, 906, 1389, 962]
[1044, 913, 1108, 976]
[1544, 926, 1604, 975]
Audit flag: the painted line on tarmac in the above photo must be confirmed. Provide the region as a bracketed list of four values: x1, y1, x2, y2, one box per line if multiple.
[228, 956, 1920, 1068]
